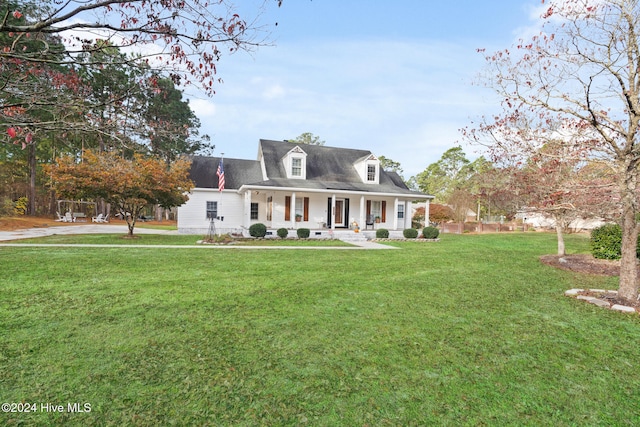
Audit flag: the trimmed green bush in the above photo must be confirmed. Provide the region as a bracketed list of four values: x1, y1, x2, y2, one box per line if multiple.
[403, 228, 419, 239]
[590, 223, 622, 259]
[277, 228, 288, 239]
[376, 228, 389, 239]
[590, 223, 640, 260]
[422, 226, 440, 239]
[249, 223, 267, 238]
[297, 228, 310, 239]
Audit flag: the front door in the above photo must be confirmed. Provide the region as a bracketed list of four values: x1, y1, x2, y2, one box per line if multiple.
[327, 197, 349, 228]
[335, 200, 344, 226]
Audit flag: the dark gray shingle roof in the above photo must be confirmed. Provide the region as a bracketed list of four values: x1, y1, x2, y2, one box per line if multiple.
[189, 156, 262, 189]
[188, 140, 431, 198]
[257, 140, 428, 196]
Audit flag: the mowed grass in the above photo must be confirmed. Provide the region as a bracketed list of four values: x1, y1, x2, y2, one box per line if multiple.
[1, 233, 639, 426]
[6, 233, 207, 245]
[6, 234, 354, 247]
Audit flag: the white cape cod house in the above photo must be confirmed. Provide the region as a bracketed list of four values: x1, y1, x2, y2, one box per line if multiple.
[177, 139, 433, 235]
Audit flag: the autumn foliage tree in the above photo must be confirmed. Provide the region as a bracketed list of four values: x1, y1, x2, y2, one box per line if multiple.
[427, 204, 455, 223]
[510, 140, 616, 255]
[46, 150, 194, 236]
[465, 0, 640, 302]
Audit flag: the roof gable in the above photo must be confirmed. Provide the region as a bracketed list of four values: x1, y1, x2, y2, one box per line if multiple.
[260, 139, 368, 182]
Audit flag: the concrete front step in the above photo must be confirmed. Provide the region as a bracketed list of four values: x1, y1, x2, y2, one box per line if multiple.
[337, 234, 369, 242]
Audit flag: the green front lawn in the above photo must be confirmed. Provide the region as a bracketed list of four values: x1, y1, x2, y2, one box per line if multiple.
[1, 233, 638, 425]
[6, 234, 353, 247]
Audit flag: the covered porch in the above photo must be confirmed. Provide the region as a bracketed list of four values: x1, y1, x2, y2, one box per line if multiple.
[239, 187, 431, 232]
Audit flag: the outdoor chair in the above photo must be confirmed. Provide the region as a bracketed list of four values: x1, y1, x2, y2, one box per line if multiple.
[92, 214, 109, 223]
[64, 212, 75, 222]
[365, 214, 374, 229]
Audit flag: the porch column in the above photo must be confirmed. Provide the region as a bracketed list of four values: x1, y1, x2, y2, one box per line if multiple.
[402, 200, 411, 228]
[425, 198, 431, 227]
[359, 196, 365, 229]
[331, 194, 336, 230]
[244, 190, 252, 229]
[405, 201, 411, 229]
[291, 192, 297, 228]
[393, 197, 399, 230]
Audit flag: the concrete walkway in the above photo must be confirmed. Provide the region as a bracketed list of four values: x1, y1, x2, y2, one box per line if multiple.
[0, 224, 176, 241]
[0, 224, 396, 249]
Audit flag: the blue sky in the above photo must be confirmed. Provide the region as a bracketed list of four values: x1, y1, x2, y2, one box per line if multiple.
[185, 0, 546, 178]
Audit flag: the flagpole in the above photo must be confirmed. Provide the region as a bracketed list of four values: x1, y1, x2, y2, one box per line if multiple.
[218, 153, 224, 234]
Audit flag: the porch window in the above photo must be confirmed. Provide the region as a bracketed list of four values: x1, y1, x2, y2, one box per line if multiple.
[367, 200, 386, 222]
[397, 204, 405, 219]
[285, 196, 309, 221]
[295, 198, 303, 219]
[372, 201, 381, 220]
[267, 197, 272, 221]
[206, 201, 218, 219]
[250, 202, 259, 220]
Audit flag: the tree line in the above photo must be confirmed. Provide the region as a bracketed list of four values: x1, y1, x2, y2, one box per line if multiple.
[1, 0, 280, 216]
[408, 145, 615, 247]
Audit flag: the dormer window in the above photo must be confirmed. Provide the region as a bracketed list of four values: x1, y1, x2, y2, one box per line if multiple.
[292, 158, 302, 177]
[283, 146, 307, 179]
[355, 154, 379, 184]
[367, 164, 377, 181]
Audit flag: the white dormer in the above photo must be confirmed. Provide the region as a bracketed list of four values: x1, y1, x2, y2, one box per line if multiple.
[355, 154, 380, 184]
[283, 146, 308, 179]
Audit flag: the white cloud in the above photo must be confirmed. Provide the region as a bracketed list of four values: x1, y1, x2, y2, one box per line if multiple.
[188, 37, 498, 176]
[189, 98, 217, 118]
[262, 84, 286, 100]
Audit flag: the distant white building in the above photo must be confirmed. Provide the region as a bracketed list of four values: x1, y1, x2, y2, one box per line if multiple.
[517, 210, 607, 231]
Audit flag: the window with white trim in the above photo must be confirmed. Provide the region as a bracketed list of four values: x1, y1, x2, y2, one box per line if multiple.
[371, 201, 382, 220]
[367, 164, 376, 181]
[284, 146, 307, 179]
[295, 198, 303, 218]
[397, 204, 405, 219]
[206, 201, 218, 219]
[291, 157, 302, 177]
[250, 203, 259, 220]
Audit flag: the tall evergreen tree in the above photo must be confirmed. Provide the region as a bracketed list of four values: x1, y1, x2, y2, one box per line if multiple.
[143, 75, 212, 166]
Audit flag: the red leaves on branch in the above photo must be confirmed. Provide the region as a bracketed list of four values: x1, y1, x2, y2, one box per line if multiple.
[1, 0, 277, 102]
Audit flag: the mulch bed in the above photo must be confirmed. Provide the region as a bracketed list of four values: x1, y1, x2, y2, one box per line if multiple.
[539, 254, 622, 276]
[540, 254, 640, 311]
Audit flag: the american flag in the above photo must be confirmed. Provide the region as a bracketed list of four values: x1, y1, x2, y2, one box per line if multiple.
[216, 158, 225, 191]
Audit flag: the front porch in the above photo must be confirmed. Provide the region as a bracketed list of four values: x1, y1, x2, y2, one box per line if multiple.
[240, 190, 429, 232]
